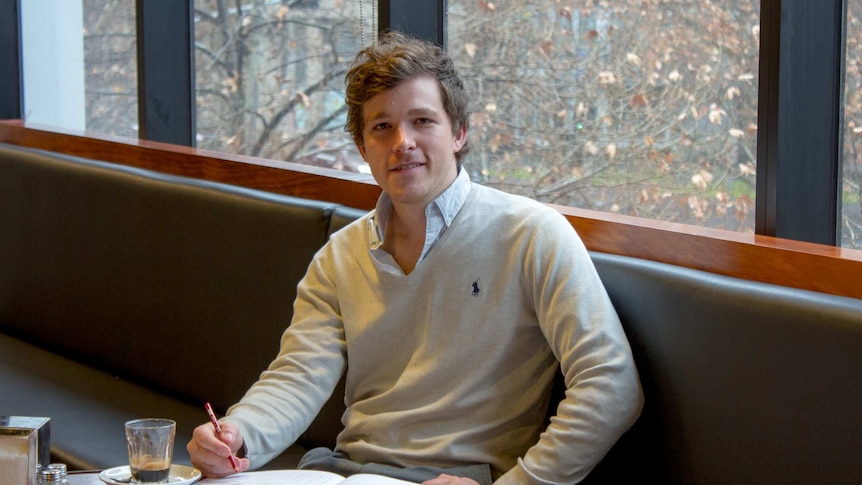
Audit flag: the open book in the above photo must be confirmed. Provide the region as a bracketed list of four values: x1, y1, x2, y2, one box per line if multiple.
[201, 469, 417, 485]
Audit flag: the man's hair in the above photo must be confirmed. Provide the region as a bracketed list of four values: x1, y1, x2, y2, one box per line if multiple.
[344, 32, 471, 162]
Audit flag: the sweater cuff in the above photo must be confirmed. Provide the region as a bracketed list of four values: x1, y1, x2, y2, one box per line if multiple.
[494, 459, 566, 485]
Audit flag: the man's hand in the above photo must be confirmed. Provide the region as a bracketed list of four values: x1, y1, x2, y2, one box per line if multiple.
[187, 421, 250, 477]
[422, 474, 481, 485]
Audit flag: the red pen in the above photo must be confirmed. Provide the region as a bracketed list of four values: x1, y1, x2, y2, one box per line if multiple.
[205, 402, 240, 473]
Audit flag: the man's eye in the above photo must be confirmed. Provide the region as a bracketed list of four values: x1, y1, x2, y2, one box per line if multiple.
[415, 118, 432, 125]
[372, 122, 390, 130]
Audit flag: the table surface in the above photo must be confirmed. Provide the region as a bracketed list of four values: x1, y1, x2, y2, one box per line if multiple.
[68, 472, 102, 485]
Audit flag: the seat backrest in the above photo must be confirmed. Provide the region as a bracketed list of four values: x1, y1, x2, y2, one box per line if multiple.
[0, 143, 356, 412]
[585, 251, 862, 484]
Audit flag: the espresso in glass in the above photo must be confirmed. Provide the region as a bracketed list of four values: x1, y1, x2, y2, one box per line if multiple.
[130, 456, 171, 483]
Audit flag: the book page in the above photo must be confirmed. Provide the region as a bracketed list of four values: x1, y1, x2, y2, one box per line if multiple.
[342, 473, 418, 485]
[200, 470, 419, 485]
[201, 469, 347, 485]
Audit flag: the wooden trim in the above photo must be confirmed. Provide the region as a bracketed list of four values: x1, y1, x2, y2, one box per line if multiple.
[554, 204, 862, 299]
[0, 120, 381, 209]
[3, 119, 862, 300]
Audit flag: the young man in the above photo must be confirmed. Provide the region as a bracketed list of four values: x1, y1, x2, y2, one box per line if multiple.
[188, 32, 642, 485]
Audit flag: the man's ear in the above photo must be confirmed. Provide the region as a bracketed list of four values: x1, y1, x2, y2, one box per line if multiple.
[453, 124, 467, 153]
[357, 144, 366, 159]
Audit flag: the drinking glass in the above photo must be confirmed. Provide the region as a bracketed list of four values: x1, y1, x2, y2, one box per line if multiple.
[124, 418, 175, 484]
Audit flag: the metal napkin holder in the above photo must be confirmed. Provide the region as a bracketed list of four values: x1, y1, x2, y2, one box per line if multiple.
[0, 416, 51, 484]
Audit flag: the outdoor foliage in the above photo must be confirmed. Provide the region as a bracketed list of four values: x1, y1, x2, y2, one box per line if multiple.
[194, 0, 363, 171]
[80, 0, 862, 247]
[450, 0, 760, 233]
[845, 1, 862, 248]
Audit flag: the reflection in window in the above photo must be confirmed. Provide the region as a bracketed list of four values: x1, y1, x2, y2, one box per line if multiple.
[448, 1, 759, 232]
[845, 0, 862, 249]
[194, 0, 372, 174]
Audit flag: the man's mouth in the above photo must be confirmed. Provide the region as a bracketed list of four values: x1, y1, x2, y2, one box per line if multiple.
[391, 162, 424, 171]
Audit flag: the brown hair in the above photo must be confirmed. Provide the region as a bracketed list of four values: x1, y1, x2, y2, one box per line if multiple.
[344, 32, 470, 162]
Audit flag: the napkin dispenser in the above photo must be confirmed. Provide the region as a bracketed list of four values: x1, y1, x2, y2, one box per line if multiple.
[0, 416, 51, 485]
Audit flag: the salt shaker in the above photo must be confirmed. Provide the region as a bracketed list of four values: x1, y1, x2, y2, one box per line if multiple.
[37, 463, 68, 484]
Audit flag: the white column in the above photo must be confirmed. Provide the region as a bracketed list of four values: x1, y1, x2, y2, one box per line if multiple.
[21, 0, 86, 132]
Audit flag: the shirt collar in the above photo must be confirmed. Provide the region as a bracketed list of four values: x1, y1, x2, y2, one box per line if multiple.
[431, 168, 472, 227]
[372, 169, 471, 238]
[368, 169, 472, 265]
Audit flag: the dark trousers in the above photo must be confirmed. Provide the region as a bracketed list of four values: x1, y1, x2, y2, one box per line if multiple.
[298, 447, 494, 485]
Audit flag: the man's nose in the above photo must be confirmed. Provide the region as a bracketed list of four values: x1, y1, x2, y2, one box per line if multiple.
[393, 125, 416, 152]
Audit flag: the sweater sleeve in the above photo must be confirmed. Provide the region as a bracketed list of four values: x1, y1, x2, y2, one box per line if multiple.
[496, 210, 643, 485]
[223, 242, 347, 469]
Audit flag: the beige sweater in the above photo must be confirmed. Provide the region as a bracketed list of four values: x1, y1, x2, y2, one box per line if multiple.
[226, 184, 642, 485]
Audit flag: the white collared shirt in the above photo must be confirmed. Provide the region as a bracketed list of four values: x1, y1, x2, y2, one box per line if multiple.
[367, 169, 472, 275]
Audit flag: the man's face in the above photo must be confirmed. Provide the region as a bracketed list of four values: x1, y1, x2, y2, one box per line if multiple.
[358, 75, 467, 211]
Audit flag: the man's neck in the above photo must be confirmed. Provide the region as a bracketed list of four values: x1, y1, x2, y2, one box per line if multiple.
[377, 168, 465, 274]
[382, 204, 426, 274]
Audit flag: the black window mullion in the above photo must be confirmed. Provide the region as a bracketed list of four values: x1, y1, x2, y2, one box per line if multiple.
[379, 0, 446, 48]
[136, 0, 195, 146]
[0, 0, 22, 120]
[756, 0, 846, 245]
[755, 0, 780, 237]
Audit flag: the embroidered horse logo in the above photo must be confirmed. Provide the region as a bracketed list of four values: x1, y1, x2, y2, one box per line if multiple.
[472, 279, 480, 298]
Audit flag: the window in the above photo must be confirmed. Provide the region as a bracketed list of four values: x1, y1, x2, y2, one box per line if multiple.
[83, 0, 138, 138]
[6, 1, 858, 249]
[20, 0, 137, 137]
[448, 0, 759, 232]
[193, 0, 372, 174]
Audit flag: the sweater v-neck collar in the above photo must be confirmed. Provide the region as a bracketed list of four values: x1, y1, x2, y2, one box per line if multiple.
[368, 171, 472, 276]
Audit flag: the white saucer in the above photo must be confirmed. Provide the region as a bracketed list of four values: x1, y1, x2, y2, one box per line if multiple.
[99, 465, 202, 485]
